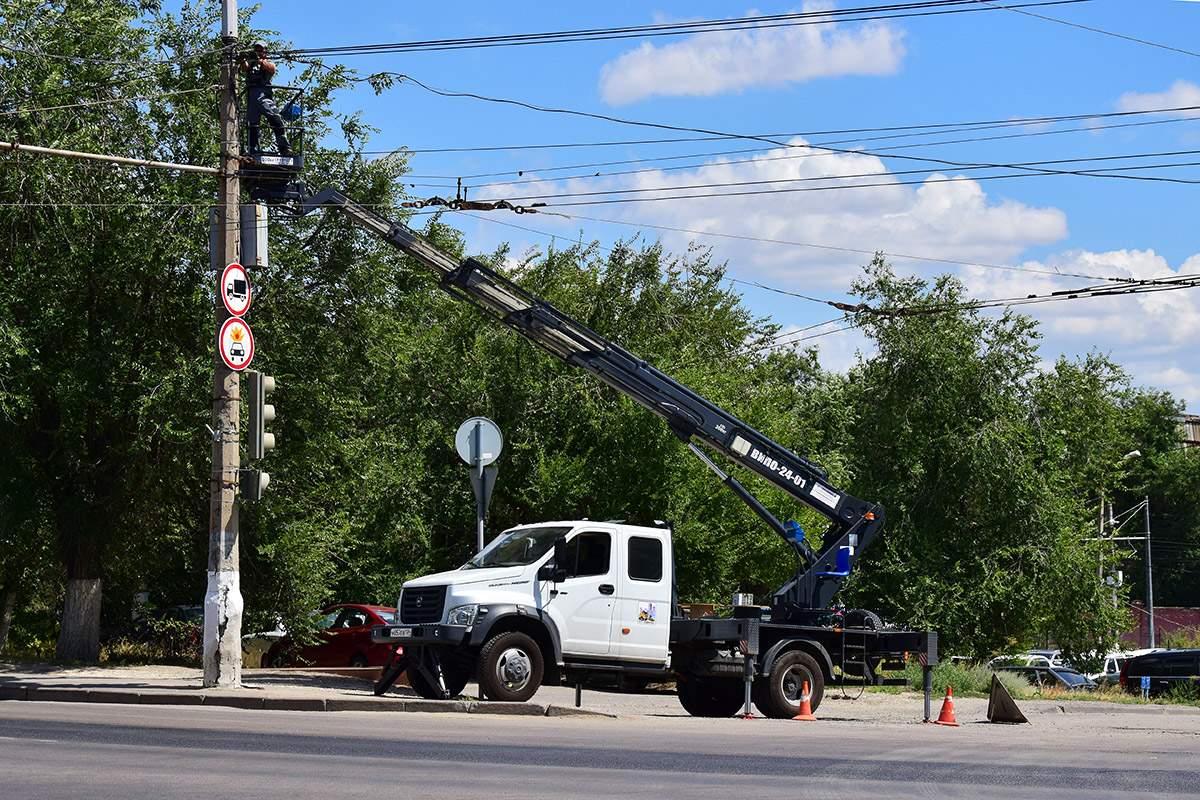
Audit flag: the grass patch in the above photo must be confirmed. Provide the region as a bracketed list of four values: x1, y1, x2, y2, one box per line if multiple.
[872, 660, 1026, 698]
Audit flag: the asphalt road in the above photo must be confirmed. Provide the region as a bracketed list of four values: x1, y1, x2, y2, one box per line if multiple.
[2, 700, 1198, 799]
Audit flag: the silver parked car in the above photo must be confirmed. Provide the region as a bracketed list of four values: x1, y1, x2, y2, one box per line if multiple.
[995, 665, 1096, 692]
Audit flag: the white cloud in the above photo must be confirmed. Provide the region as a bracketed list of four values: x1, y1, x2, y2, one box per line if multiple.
[583, 137, 1066, 288]
[598, 4, 906, 105]
[1116, 80, 1200, 118]
[488, 136, 1066, 285]
[959, 248, 1200, 407]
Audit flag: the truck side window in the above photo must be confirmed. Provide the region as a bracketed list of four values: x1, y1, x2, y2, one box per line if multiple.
[564, 532, 611, 578]
[628, 536, 663, 582]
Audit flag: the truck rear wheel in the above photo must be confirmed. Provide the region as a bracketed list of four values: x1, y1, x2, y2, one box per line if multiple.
[754, 650, 824, 719]
[477, 631, 544, 702]
[677, 677, 744, 717]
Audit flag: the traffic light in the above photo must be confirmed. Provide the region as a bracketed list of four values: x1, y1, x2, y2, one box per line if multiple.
[242, 370, 276, 502]
[246, 370, 276, 461]
[240, 469, 270, 501]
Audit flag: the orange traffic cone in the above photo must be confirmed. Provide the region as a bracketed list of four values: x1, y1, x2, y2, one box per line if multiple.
[934, 685, 961, 726]
[792, 681, 817, 721]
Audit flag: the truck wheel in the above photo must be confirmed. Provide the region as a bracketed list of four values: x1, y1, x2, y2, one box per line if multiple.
[477, 631, 543, 701]
[677, 677, 744, 717]
[754, 650, 824, 719]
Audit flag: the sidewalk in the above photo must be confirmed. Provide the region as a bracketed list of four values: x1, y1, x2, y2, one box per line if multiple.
[0, 661, 619, 717]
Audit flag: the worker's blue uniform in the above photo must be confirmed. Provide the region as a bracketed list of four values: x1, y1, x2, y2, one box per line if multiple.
[244, 55, 291, 155]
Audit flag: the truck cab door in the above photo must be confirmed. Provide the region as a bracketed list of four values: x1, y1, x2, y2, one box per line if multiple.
[612, 530, 671, 664]
[552, 529, 616, 656]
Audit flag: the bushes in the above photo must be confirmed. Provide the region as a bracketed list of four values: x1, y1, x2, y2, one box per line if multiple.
[890, 659, 1029, 697]
[98, 605, 202, 667]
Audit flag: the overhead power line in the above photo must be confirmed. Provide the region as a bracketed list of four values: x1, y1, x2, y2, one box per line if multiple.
[451, 208, 1200, 325]
[462, 148, 1200, 200]
[0, 85, 218, 117]
[494, 167, 1200, 210]
[402, 105, 1200, 183]
[973, 0, 1200, 59]
[289, 0, 1092, 56]
[399, 102, 1200, 160]
[0, 40, 224, 68]
[395, 75, 1200, 200]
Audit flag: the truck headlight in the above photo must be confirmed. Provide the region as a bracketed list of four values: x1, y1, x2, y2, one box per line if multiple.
[446, 604, 478, 627]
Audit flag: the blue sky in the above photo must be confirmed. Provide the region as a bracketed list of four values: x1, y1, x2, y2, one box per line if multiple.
[243, 1, 1200, 411]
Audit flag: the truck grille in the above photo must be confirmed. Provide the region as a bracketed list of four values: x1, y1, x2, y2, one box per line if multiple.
[400, 586, 446, 624]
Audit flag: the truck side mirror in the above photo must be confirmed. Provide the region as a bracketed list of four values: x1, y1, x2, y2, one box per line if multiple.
[537, 537, 568, 583]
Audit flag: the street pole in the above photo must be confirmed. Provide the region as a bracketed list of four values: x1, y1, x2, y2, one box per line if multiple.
[474, 421, 485, 553]
[1145, 495, 1155, 648]
[204, 0, 243, 688]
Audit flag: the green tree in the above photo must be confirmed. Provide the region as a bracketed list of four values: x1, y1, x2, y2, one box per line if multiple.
[823, 257, 1130, 660]
[0, 0, 397, 658]
[0, 0, 218, 659]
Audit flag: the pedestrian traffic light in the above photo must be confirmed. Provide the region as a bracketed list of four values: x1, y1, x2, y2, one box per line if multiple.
[246, 370, 276, 461]
[240, 468, 270, 501]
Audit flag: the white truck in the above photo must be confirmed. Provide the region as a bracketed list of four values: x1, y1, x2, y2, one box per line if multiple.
[278, 186, 937, 718]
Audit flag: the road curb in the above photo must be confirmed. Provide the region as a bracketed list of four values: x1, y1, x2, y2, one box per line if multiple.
[0, 681, 610, 717]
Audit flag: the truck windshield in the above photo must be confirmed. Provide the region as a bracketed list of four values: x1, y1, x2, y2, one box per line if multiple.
[464, 525, 571, 569]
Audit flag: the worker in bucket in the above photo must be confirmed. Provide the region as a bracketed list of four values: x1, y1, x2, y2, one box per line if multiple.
[240, 40, 293, 156]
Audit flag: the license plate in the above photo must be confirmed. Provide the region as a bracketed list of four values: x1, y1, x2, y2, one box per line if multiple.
[390, 627, 412, 638]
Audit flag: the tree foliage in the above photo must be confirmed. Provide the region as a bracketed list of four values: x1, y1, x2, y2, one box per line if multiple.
[808, 258, 1139, 660]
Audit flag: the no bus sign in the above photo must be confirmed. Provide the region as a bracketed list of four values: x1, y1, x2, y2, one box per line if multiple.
[219, 317, 255, 371]
[221, 262, 251, 317]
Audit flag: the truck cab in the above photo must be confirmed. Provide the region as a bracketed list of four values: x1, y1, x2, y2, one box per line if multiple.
[377, 521, 673, 701]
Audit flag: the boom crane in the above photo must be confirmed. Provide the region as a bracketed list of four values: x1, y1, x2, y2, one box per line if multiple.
[296, 186, 880, 620]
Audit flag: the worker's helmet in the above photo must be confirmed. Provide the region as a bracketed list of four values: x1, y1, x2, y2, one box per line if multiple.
[253, 40, 267, 51]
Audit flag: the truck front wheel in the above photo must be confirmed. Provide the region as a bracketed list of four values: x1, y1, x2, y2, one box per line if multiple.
[677, 677, 744, 717]
[753, 650, 824, 719]
[477, 631, 544, 702]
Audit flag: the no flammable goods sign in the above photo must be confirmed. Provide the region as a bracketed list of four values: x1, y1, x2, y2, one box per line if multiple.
[219, 317, 255, 371]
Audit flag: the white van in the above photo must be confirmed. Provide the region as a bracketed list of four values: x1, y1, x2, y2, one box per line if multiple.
[1089, 648, 1161, 684]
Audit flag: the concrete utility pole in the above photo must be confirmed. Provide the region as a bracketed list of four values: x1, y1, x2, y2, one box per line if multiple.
[1145, 495, 1155, 648]
[204, 0, 243, 688]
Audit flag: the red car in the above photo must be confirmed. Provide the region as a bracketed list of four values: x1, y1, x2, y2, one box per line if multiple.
[266, 604, 401, 668]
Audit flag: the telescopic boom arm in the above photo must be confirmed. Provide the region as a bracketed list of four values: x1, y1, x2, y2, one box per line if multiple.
[297, 187, 883, 615]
